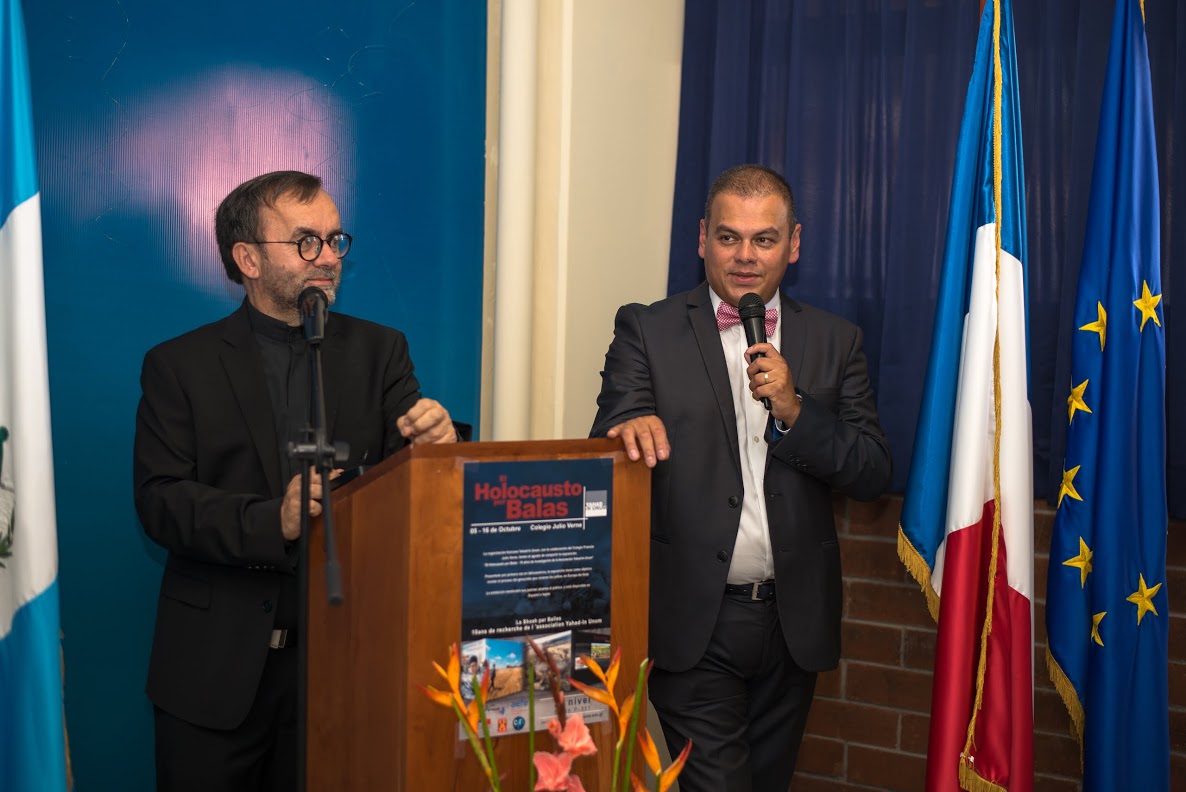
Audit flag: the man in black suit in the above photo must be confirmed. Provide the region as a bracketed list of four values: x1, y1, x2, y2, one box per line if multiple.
[590, 165, 891, 791]
[134, 171, 461, 791]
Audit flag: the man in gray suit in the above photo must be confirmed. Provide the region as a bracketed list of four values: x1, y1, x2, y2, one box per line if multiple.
[590, 164, 891, 791]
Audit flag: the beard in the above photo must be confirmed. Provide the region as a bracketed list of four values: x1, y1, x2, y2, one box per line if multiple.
[256, 255, 341, 321]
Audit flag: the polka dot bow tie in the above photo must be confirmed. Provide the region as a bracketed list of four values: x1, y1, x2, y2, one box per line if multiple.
[715, 301, 777, 338]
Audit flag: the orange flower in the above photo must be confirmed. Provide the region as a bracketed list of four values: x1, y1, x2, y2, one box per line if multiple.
[418, 683, 454, 709]
[421, 645, 503, 791]
[636, 728, 662, 775]
[547, 713, 598, 757]
[577, 649, 621, 696]
[656, 741, 692, 792]
[421, 645, 485, 737]
[463, 696, 481, 735]
[567, 677, 617, 717]
[533, 751, 574, 791]
[615, 692, 636, 747]
[424, 643, 469, 717]
[437, 644, 464, 703]
[635, 729, 692, 792]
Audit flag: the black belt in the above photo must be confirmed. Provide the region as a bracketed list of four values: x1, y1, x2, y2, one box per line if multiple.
[724, 580, 776, 601]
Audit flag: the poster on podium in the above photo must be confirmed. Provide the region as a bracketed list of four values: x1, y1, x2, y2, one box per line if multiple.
[459, 458, 614, 736]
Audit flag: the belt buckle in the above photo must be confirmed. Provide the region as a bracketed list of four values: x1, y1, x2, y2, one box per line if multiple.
[751, 582, 762, 601]
[270, 629, 288, 649]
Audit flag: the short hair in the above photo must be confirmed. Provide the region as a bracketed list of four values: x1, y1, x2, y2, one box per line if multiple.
[704, 164, 796, 229]
[215, 171, 323, 283]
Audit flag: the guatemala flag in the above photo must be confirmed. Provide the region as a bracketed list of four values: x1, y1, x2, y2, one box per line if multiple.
[1045, 1, 1168, 789]
[897, 0, 1033, 790]
[1, 0, 70, 790]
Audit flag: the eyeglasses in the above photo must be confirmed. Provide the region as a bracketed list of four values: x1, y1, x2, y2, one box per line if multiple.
[254, 232, 353, 262]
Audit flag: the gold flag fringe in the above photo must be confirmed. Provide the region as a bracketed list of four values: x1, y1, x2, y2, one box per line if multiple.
[959, 760, 1010, 792]
[1046, 647, 1085, 769]
[897, 525, 940, 622]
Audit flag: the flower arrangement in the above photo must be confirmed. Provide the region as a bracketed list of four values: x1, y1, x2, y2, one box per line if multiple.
[420, 640, 690, 791]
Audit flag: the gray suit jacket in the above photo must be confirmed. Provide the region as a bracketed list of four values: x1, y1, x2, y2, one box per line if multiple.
[590, 282, 891, 673]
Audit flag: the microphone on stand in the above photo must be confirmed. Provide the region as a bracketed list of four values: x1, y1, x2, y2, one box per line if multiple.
[738, 292, 771, 411]
[297, 286, 328, 343]
[290, 284, 344, 605]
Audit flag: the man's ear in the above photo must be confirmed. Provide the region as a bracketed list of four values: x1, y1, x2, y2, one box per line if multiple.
[787, 223, 802, 265]
[232, 241, 261, 282]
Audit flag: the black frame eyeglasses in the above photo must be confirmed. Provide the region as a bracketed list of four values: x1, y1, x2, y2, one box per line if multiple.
[253, 232, 353, 262]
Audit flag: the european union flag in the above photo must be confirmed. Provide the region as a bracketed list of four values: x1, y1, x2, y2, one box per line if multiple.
[1045, 1, 1168, 789]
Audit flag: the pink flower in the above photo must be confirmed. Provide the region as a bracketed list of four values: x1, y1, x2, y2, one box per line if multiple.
[533, 751, 574, 791]
[565, 776, 587, 792]
[547, 713, 598, 757]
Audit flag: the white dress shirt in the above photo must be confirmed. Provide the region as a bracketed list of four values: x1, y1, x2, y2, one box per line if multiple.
[708, 289, 780, 585]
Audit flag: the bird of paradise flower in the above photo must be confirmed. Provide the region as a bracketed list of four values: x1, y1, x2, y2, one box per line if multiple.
[418, 643, 501, 789]
[567, 647, 690, 792]
[420, 641, 690, 792]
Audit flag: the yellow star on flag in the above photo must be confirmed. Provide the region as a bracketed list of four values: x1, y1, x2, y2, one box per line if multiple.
[1058, 465, 1083, 508]
[1126, 573, 1162, 625]
[1067, 379, 1092, 425]
[1079, 301, 1106, 350]
[1133, 280, 1162, 331]
[1091, 611, 1106, 647]
[1062, 537, 1093, 587]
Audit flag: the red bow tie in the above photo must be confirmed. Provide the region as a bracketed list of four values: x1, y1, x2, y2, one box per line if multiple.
[716, 301, 777, 338]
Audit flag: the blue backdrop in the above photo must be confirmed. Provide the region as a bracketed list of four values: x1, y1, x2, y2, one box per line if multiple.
[23, 0, 486, 788]
[669, 0, 1184, 517]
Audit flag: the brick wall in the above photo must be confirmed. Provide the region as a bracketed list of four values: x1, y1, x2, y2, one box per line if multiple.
[788, 495, 1184, 792]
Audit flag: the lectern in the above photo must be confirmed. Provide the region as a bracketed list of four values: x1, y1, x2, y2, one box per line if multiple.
[304, 438, 650, 790]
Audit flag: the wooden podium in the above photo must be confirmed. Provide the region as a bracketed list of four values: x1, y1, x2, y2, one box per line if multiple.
[304, 438, 650, 790]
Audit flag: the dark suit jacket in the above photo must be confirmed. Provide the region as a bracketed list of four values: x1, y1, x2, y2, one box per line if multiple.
[134, 302, 423, 730]
[590, 283, 891, 674]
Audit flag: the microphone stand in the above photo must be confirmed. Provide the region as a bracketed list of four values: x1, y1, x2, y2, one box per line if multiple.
[289, 315, 348, 792]
[289, 335, 348, 604]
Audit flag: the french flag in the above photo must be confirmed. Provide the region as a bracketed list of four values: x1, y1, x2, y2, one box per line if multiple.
[897, 1, 1034, 790]
[0, 0, 70, 790]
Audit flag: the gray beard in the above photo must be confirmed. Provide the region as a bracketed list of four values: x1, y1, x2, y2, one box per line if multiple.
[256, 257, 340, 324]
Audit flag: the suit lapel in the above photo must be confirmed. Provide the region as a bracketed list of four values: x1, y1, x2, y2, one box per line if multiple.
[767, 292, 806, 463]
[220, 305, 284, 498]
[779, 292, 806, 387]
[688, 284, 742, 478]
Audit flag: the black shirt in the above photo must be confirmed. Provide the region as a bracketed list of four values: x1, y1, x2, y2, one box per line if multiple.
[245, 302, 309, 633]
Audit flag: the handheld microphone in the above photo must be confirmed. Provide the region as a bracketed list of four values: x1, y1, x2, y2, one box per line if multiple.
[297, 286, 328, 343]
[738, 292, 771, 410]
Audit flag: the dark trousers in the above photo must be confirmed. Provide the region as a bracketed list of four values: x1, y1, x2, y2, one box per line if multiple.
[649, 593, 817, 792]
[154, 644, 298, 792]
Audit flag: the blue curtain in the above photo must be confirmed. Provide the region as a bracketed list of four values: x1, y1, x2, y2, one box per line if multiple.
[669, 0, 1185, 517]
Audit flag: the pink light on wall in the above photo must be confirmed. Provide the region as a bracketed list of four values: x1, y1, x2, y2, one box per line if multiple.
[56, 65, 356, 297]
